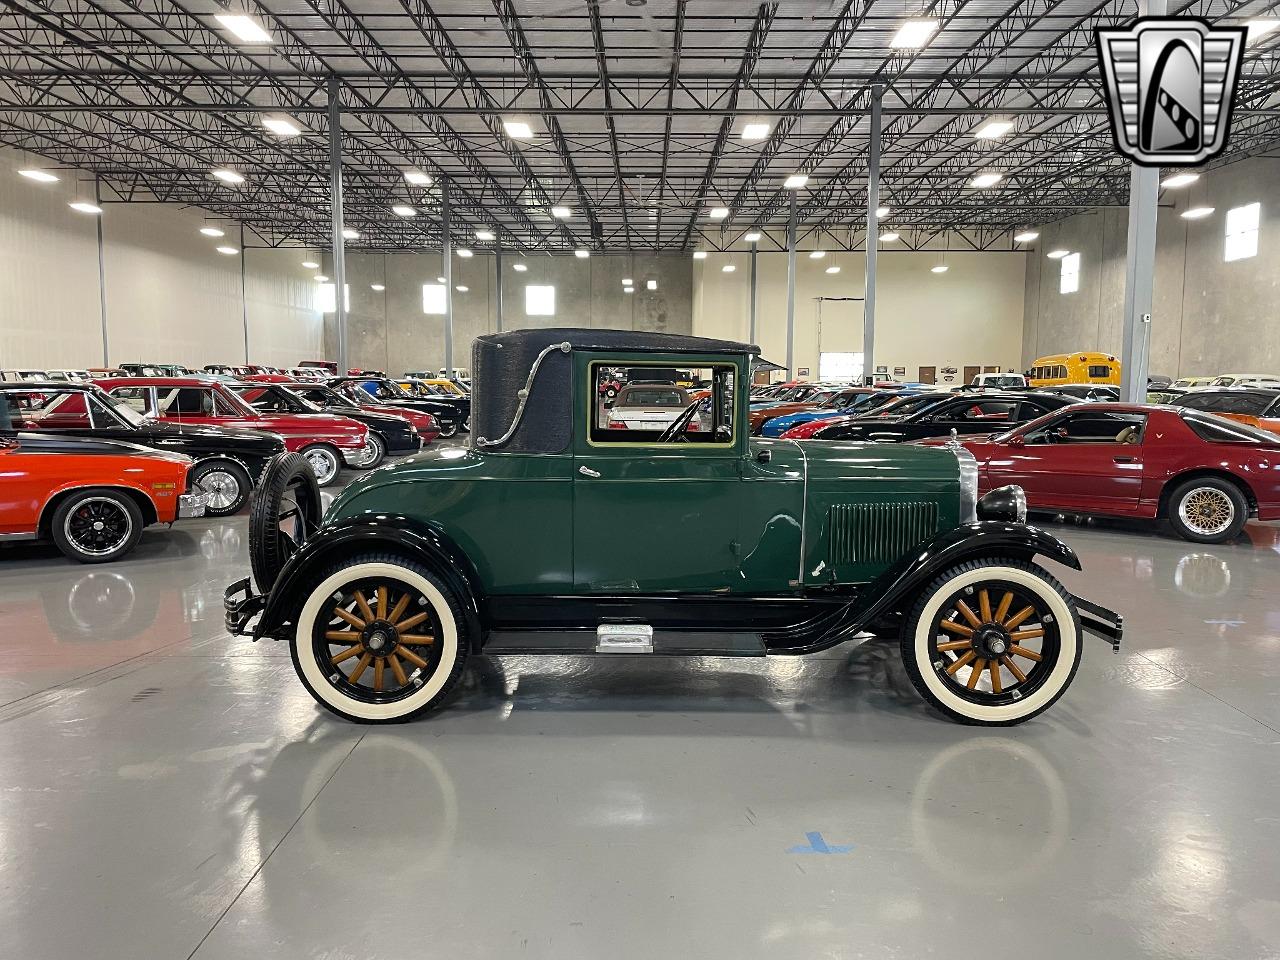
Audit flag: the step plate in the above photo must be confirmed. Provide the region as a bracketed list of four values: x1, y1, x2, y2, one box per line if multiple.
[596, 623, 654, 653]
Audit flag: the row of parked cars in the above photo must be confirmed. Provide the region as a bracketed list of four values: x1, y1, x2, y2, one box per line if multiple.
[0, 364, 471, 565]
[747, 380, 1280, 544]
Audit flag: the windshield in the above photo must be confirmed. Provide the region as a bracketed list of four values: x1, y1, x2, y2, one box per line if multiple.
[99, 390, 148, 427]
[1182, 411, 1278, 443]
[879, 394, 948, 418]
[288, 384, 354, 409]
[231, 384, 322, 414]
[362, 379, 412, 400]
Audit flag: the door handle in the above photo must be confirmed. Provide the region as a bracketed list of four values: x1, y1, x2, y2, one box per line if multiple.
[1113, 456, 1136, 463]
[578, 465, 601, 478]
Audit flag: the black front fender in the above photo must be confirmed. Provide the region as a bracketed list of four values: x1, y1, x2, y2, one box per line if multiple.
[250, 515, 483, 648]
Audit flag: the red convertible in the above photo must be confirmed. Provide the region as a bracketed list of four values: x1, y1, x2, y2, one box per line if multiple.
[96, 377, 367, 486]
[921, 404, 1280, 543]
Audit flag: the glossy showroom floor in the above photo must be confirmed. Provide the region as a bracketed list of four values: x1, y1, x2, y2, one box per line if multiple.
[3, 460, 1280, 958]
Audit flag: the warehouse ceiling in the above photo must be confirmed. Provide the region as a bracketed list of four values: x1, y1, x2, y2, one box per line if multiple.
[2, 0, 1278, 252]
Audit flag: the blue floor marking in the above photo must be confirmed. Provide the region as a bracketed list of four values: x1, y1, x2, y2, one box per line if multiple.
[788, 831, 853, 854]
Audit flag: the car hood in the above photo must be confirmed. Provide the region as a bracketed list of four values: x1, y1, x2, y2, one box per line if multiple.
[796, 436, 963, 483]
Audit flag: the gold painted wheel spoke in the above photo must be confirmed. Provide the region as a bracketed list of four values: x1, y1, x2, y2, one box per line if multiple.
[1010, 645, 1043, 662]
[398, 633, 435, 645]
[955, 599, 982, 629]
[376, 586, 388, 621]
[388, 594, 410, 624]
[1002, 656, 1027, 683]
[324, 630, 361, 643]
[330, 644, 363, 665]
[1004, 605, 1036, 630]
[389, 654, 408, 686]
[946, 650, 976, 675]
[978, 589, 993, 623]
[937, 640, 972, 652]
[333, 606, 366, 629]
[347, 651, 373, 684]
[373, 657, 385, 692]
[353, 590, 375, 623]
[397, 646, 429, 669]
[994, 591, 1014, 623]
[940, 620, 974, 637]
[1010, 628, 1045, 641]
[988, 660, 1002, 694]
[967, 659, 987, 690]
[397, 611, 430, 632]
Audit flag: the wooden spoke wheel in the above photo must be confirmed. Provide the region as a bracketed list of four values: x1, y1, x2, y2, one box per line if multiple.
[901, 559, 1082, 726]
[312, 575, 444, 705]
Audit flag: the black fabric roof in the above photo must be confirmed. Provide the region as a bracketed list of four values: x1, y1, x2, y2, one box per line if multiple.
[472, 328, 759, 358]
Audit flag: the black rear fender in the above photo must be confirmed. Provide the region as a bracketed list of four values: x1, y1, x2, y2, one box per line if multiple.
[254, 516, 483, 649]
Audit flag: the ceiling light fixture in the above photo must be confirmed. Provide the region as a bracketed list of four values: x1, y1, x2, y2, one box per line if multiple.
[68, 200, 102, 214]
[826, 266, 841, 274]
[623, 286, 635, 293]
[1181, 206, 1215, 220]
[709, 206, 729, 220]
[722, 264, 736, 273]
[972, 119, 1014, 139]
[262, 114, 302, 137]
[931, 264, 949, 274]
[1161, 172, 1200, 189]
[392, 205, 416, 217]
[456, 285, 469, 292]
[1247, 18, 1280, 43]
[744, 232, 762, 243]
[1046, 249, 1070, 259]
[1013, 230, 1040, 243]
[503, 119, 534, 139]
[550, 206, 571, 219]
[513, 263, 528, 272]
[879, 231, 900, 242]
[301, 260, 319, 269]
[216, 246, 239, 255]
[808, 250, 826, 259]
[18, 168, 58, 183]
[457, 248, 474, 257]
[403, 170, 432, 186]
[475, 229, 496, 241]
[968, 172, 1003, 189]
[693, 251, 708, 260]
[575, 249, 590, 258]
[315, 274, 330, 282]
[782, 173, 809, 190]
[647, 279, 657, 290]
[211, 168, 245, 184]
[876, 206, 890, 219]
[200, 226, 226, 238]
[214, 13, 272, 44]
[741, 122, 771, 141]
[342, 228, 359, 240]
[622, 277, 633, 285]
[890, 19, 938, 48]
[371, 283, 385, 291]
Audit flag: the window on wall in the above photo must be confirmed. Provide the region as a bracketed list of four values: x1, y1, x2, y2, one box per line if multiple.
[1224, 202, 1260, 262]
[525, 284, 556, 316]
[422, 283, 446, 315]
[819, 352, 864, 383]
[1059, 252, 1080, 294]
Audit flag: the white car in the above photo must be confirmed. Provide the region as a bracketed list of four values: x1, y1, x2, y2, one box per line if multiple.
[606, 383, 694, 432]
[1206, 373, 1280, 388]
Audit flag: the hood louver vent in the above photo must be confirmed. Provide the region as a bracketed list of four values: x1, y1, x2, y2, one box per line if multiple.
[828, 501, 939, 567]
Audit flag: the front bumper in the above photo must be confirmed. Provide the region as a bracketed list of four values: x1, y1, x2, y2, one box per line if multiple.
[224, 577, 266, 637]
[177, 491, 208, 518]
[1072, 594, 1123, 652]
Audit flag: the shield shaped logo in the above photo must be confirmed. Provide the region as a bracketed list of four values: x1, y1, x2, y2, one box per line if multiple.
[1096, 17, 1247, 166]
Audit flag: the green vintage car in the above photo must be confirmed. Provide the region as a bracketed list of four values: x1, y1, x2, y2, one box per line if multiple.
[226, 329, 1121, 726]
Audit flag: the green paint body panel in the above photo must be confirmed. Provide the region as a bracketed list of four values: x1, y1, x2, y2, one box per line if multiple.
[326, 348, 965, 597]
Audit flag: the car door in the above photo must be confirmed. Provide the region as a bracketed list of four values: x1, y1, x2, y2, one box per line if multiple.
[987, 410, 1147, 514]
[572, 359, 743, 593]
[915, 398, 1020, 439]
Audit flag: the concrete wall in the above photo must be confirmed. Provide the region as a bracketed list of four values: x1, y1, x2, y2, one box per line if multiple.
[323, 252, 694, 373]
[0, 146, 322, 371]
[1021, 155, 1280, 378]
[694, 250, 1028, 383]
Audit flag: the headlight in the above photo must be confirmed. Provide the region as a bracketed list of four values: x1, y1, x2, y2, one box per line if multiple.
[951, 444, 979, 523]
[978, 485, 1027, 523]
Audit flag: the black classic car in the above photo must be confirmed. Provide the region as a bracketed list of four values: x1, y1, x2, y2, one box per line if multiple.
[809, 392, 1075, 442]
[228, 382, 422, 469]
[0, 382, 282, 516]
[328, 377, 464, 437]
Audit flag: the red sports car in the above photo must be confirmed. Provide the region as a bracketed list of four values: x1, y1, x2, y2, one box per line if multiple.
[250, 376, 442, 443]
[95, 377, 367, 486]
[921, 404, 1280, 543]
[0, 433, 205, 563]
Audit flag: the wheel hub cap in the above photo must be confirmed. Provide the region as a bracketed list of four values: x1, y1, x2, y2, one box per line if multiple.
[360, 619, 399, 655]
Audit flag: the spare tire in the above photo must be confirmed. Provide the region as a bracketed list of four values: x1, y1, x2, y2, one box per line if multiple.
[249, 452, 323, 593]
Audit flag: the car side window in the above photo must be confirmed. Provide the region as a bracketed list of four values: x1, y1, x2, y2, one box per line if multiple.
[1186, 394, 1267, 415]
[1026, 411, 1148, 445]
[591, 363, 734, 445]
[111, 387, 154, 415]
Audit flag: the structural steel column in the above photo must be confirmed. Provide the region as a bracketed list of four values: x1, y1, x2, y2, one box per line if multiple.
[1120, 0, 1165, 402]
[786, 191, 797, 376]
[863, 84, 883, 384]
[327, 76, 348, 374]
[494, 246, 504, 333]
[93, 176, 109, 366]
[442, 180, 453, 376]
[239, 222, 249, 363]
[749, 244, 758, 346]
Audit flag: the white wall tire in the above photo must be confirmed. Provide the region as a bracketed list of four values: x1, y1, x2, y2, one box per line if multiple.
[291, 558, 468, 723]
[900, 559, 1082, 726]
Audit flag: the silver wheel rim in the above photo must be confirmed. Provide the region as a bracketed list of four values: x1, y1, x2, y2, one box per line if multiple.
[197, 469, 241, 511]
[1178, 487, 1235, 536]
[63, 497, 133, 557]
[305, 448, 338, 484]
[353, 438, 379, 467]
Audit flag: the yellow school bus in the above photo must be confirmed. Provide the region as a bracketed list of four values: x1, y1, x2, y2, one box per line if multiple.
[1028, 352, 1121, 387]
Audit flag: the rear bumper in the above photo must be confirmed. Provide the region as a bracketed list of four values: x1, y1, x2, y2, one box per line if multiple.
[1072, 593, 1123, 652]
[177, 491, 208, 518]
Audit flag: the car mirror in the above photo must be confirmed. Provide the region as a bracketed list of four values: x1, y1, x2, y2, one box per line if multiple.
[756, 448, 772, 463]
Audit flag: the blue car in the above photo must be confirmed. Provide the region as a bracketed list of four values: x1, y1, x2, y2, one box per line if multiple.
[761, 388, 925, 437]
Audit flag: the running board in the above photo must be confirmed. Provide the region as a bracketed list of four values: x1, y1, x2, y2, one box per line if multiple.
[484, 628, 768, 657]
[596, 623, 653, 653]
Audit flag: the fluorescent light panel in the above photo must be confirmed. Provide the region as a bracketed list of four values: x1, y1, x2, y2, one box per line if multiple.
[891, 19, 938, 48]
[262, 115, 302, 137]
[392, 205, 416, 217]
[550, 206, 571, 219]
[342, 228, 359, 240]
[1013, 230, 1039, 243]
[808, 250, 826, 259]
[972, 119, 1013, 139]
[216, 246, 239, 255]
[722, 264, 736, 273]
[211, 168, 245, 184]
[744, 232, 762, 243]
[371, 283, 386, 291]
[1046, 249, 1070, 259]
[692, 251, 708, 260]
[475, 229, 496, 241]
[301, 260, 319, 269]
[741, 122, 771, 141]
[574, 249, 590, 258]
[1161, 172, 1200, 189]
[215, 13, 272, 43]
[512, 263, 528, 272]
[930, 264, 949, 273]
[503, 119, 534, 139]
[879, 231, 899, 242]
[709, 207, 729, 220]
[200, 226, 225, 237]
[782, 173, 809, 190]
[1181, 206, 1215, 219]
[876, 206, 889, 219]
[968, 172, 1003, 188]
[825, 266, 840, 274]
[18, 168, 58, 183]
[404, 170, 432, 186]
[68, 201, 102, 214]
[457, 248, 473, 257]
